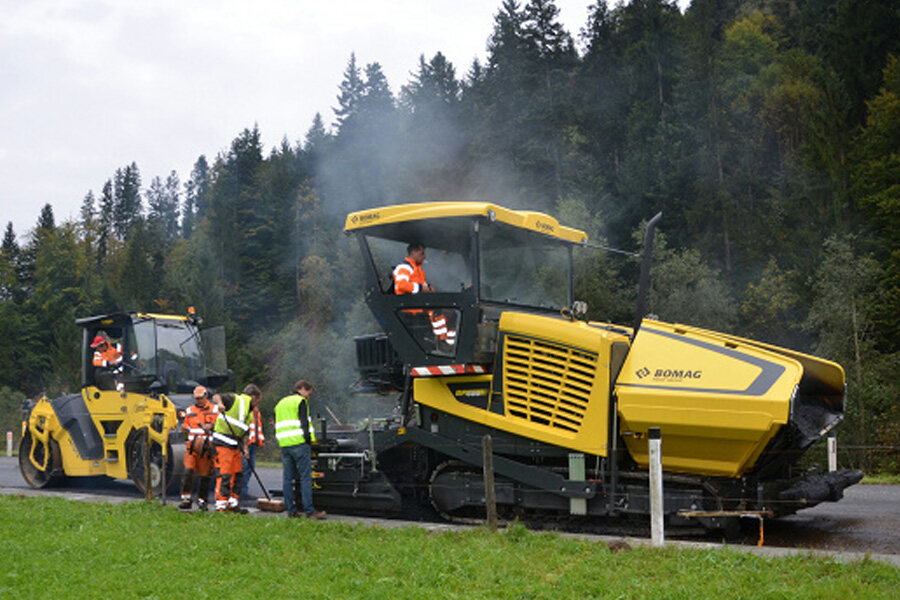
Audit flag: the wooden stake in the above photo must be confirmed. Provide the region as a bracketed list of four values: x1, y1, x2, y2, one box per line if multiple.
[482, 434, 497, 531]
[144, 428, 152, 501]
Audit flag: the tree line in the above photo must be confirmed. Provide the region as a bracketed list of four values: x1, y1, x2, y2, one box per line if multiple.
[1, 0, 897, 470]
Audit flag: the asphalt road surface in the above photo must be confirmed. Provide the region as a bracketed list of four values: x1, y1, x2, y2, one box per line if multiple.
[2, 455, 898, 559]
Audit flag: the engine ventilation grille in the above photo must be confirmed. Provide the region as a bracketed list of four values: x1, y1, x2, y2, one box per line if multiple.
[502, 334, 598, 432]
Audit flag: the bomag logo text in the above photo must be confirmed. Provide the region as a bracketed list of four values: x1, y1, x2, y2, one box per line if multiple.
[534, 220, 555, 233]
[358, 211, 381, 223]
[653, 369, 702, 380]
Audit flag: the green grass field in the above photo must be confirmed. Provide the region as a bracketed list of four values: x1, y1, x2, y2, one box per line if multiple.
[2, 495, 898, 599]
[861, 473, 900, 485]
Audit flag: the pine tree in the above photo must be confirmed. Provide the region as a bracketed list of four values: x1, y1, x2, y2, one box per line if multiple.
[805, 235, 887, 469]
[165, 171, 181, 239]
[16, 204, 57, 297]
[488, 0, 528, 72]
[359, 62, 395, 118]
[578, 0, 685, 246]
[181, 195, 195, 240]
[852, 54, 900, 351]
[0, 223, 19, 302]
[670, 0, 743, 268]
[184, 155, 211, 237]
[30, 222, 96, 393]
[334, 53, 365, 129]
[36, 203, 55, 232]
[467, 0, 533, 202]
[522, 0, 578, 199]
[399, 53, 465, 198]
[113, 162, 143, 240]
[1, 223, 18, 257]
[324, 60, 401, 211]
[116, 221, 157, 310]
[147, 171, 181, 242]
[205, 126, 264, 303]
[97, 179, 114, 268]
[304, 112, 329, 153]
[0, 220, 45, 393]
[240, 139, 303, 328]
[80, 191, 95, 230]
[471, 0, 581, 206]
[400, 53, 460, 112]
[796, 0, 900, 126]
[522, 0, 574, 60]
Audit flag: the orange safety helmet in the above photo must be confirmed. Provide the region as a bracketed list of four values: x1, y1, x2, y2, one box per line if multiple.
[90, 335, 108, 348]
[193, 385, 208, 399]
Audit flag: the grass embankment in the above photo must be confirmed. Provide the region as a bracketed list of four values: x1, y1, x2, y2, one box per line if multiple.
[3, 496, 898, 599]
[862, 473, 900, 485]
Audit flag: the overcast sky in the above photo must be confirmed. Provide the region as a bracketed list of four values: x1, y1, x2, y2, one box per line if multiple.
[1, 0, 688, 239]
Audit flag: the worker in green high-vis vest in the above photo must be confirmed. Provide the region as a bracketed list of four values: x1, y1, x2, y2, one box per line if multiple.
[211, 384, 261, 513]
[275, 379, 326, 519]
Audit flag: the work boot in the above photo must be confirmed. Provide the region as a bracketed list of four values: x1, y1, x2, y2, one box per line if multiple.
[197, 500, 208, 512]
[308, 510, 327, 520]
[178, 498, 192, 510]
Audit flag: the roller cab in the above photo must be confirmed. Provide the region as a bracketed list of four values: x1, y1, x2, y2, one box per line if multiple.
[19, 310, 231, 495]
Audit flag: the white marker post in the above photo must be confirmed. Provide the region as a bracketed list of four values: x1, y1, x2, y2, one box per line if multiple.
[827, 432, 837, 472]
[6, 431, 12, 457]
[648, 427, 664, 547]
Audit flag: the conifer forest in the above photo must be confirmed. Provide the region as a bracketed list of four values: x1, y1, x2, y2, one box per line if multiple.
[1, 1, 898, 471]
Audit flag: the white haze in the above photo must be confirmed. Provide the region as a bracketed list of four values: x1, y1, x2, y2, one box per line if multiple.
[0, 0, 690, 238]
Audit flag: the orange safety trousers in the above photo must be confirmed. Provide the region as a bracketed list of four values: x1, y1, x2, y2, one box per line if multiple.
[184, 445, 213, 476]
[181, 444, 213, 502]
[214, 445, 243, 511]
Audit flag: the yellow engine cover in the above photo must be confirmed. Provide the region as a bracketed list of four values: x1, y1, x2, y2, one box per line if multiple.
[414, 312, 630, 456]
[615, 320, 804, 477]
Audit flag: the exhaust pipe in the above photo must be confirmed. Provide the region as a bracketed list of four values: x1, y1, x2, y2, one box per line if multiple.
[633, 212, 662, 336]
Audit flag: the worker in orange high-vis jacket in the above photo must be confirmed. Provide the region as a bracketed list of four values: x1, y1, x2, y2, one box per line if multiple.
[392, 241, 434, 294]
[240, 394, 265, 501]
[91, 333, 126, 390]
[211, 384, 261, 513]
[91, 333, 123, 368]
[393, 242, 457, 350]
[178, 385, 219, 511]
